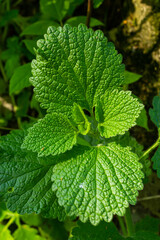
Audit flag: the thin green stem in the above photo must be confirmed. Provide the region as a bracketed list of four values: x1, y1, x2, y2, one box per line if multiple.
[0, 126, 15, 131]
[1, 216, 15, 233]
[15, 215, 21, 228]
[139, 137, 160, 161]
[124, 207, 134, 237]
[10, 95, 21, 129]
[0, 60, 8, 82]
[2, 0, 10, 43]
[138, 195, 160, 201]
[117, 216, 127, 237]
[86, 0, 92, 28]
[6, 0, 10, 10]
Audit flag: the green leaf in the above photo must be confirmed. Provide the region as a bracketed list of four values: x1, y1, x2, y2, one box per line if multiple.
[1, 37, 21, 79]
[106, 133, 151, 177]
[40, 0, 63, 21]
[16, 90, 31, 117]
[70, 221, 123, 240]
[9, 63, 32, 95]
[93, 0, 104, 8]
[21, 213, 43, 227]
[40, 0, 84, 21]
[39, 219, 68, 240]
[132, 94, 149, 130]
[152, 147, 160, 178]
[149, 95, 160, 178]
[13, 225, 45, 240]
[65, 16, 104, 27]
[22, 113, 78, 156]
[0, 9, 18, 27]
[133, 216, 160, 239]
[124, 71, 142, 84]
[149, 95, 160, 128]
[5, 55, 20, 79]
[135, 215, 160, 233]
[23, 39, 37, 55]
[66, 0, 84, 15]
[95, 90, 143, 138]
[130, 231, 160, 240]
[0, 129, 66, 220]
[136, 107, 149, 130]
[21, 20, 59, 36]
[52, 143, 144, 225]
[72, 103, 91, 135]
[71, 218, 160, 240]
[0, 202, 7, 221]
[31, 24, 124, 115]
[0, 224, 14, 240]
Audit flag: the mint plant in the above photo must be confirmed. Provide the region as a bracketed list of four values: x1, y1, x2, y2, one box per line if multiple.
[1, 23, 160, 239]
[0, 23, 143, 222]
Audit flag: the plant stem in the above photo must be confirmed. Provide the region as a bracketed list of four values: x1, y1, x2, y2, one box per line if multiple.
[139, 137, 160, 161]
[11, 95, 21, 129]
[0, 126, 15, 131]
[86, 0, 92, 28]
[138, 195, 160, 201]
[124, 207, 134, 237]
[1, 216, 15, 233]
[2, 0, 10, 43]
[117, 216, 127, 237]
[0, 60, 8, 82]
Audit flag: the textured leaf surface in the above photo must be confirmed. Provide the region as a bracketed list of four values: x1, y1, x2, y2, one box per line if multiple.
[0, 129, 66, 220]
[95, 90, 143, 138]
[70, 221, 123, 240]
[31, 24, 124, 115]
[105, 133, 151, 177]
[22, 113, 78, 157]
[72, 103, 91, 135]
[149, 95, 160, 128]
[152, 147, 160, 178]
[52, 143, 143, 225]
[9, 63, 31, 95]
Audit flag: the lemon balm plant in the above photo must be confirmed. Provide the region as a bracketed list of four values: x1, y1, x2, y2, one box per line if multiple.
[0, 24, 160, 238]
